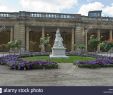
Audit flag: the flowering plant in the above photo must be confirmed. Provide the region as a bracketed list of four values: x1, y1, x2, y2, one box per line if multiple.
[0, 55, 58, 70]
[74, 57, 113, 68]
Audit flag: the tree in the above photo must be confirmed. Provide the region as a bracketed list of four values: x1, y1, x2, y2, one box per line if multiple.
[78, 44, 86, 54]
[78, 44, 85, 50]
[7, 40, 21, 55]
[39, 34, 51, 61]
[15, 40, 21, 55]
[8, 41, 16, 54]
[15, 40, 21, 49]
[100, 41, 113, 52]
[88, 35, 100, 52]
[39, 34, 51, 52]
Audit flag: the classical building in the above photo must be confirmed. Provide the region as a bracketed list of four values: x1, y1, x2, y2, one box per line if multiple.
[0, 10, 113, 52]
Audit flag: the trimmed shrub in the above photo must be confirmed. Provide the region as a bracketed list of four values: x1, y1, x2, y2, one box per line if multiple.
[74, 58, 113, 68]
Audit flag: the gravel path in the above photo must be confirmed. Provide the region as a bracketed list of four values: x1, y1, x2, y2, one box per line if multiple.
[0, 63, 113, 86]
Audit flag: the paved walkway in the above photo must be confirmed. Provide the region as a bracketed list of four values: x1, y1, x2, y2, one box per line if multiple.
[0, 63, 113, 86]
[98, 53, 113, 57]
[0, 53, 9, 57]
[0, 53, 113, 86]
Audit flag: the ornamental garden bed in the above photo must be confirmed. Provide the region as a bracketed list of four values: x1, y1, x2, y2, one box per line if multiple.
[1, 54, 112, 69]
[74, 58, 113, 68]
[0, 55, 58, 70]
[0, 54, 98, 70]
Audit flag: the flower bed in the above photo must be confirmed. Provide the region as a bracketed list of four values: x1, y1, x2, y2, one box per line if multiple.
[0, 55, 58, 70]
[11, 61, 58, 70]
[74, 58, 113, 68]
[0, 55, 20, 65]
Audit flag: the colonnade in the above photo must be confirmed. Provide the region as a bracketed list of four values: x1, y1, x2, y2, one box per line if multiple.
[85, 29, 113, 52]
[9, 25, 113, 52]
[24, 27, 76, 52]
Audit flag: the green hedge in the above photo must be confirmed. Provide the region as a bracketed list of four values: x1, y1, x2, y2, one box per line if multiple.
[76, 64, 113, 69]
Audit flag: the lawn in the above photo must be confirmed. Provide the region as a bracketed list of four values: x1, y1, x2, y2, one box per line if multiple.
[23, 56, 95, 63]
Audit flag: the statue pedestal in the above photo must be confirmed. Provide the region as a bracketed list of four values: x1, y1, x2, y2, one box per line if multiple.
[50, 47, 68, 58]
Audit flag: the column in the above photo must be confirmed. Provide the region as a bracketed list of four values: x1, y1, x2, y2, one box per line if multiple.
[10, 27, 13, 41]
[85, 29, 88, 51]
[41, 27, 45, 52]
[9, 27, 14, 52]
[26, 27, 30, 51]
[109, 30, 112, 42]
[97, 29, 100, 52]
[75, 25, 84, 46]
[71, 28, 75, 52]
[14, 23, 25, 48]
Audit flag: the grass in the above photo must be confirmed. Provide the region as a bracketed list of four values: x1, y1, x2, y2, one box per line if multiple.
[23, 56, 95, 63]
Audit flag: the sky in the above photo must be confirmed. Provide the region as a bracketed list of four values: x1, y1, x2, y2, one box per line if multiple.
[0, 0, 113, 16]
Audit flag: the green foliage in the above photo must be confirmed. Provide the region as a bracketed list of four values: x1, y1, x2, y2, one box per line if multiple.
[77, 64, 101, 69]
[74, 44, 85, 49]
[39, 34, 50, 47]
[7, 41, 15, 49]
[100, 41, 113, 52]
[88, 35, 100, 51]
[7, 40, 21, 52]
[75, 44, 86, 54]
[77, 64, 113, 68]
[77, 44, 85, 49]
[39, 34, 51, 51]
[15, 40, 21, 49]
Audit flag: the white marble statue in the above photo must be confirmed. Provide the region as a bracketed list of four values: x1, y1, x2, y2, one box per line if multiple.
[50, 28, 68, 58]
[53, 28, 64, 48]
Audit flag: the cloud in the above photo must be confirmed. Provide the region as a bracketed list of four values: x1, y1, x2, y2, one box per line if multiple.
[87, 0, 96, 3]
[103, 3, 113, 16]
[0, 0, 77, 13]
[20, 0, 78, 12]
[0, 0, 113, 17]
[78, 2, 113, 16]
[0, 5, 8, 12]
[0, 4, 15, 12]
[78, 2, 104, 16]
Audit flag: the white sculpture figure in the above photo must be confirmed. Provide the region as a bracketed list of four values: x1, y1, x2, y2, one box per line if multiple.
[50, 28, 68, 58]
[53, 28, 64, 48]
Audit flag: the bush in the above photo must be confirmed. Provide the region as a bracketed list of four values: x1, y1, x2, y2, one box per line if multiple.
[0, 55, 58, 70]
[74, 58, 113, 68]
[88, 35, 100, 52]
[100, 41, 113, 52]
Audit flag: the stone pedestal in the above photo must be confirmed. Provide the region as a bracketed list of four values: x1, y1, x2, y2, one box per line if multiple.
[50, 47, 68, 58]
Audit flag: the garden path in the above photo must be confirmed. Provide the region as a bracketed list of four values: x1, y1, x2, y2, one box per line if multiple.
[98, 53, 113, 57]
[0, 63, 113, 86]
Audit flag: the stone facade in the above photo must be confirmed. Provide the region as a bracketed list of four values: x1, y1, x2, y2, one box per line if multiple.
[0, 11, 112, 52]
